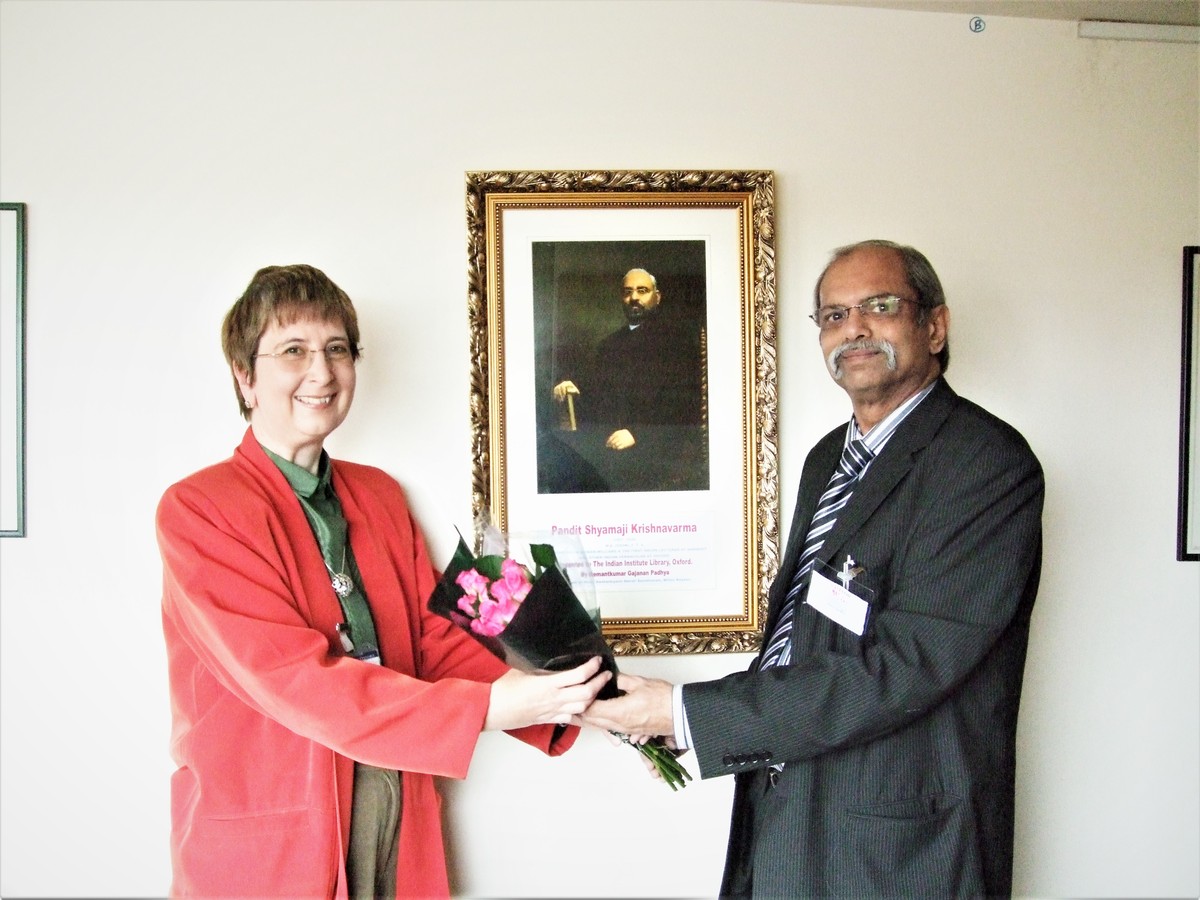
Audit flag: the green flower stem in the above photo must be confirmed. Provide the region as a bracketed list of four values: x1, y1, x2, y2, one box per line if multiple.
[616, 733, 693, 791]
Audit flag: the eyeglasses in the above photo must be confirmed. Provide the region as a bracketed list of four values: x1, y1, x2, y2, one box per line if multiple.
[810, 295, 919, 329]
[255, 342, 358, 371]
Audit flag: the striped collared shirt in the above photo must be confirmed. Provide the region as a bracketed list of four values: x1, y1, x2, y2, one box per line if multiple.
[851, 379, 938, 473]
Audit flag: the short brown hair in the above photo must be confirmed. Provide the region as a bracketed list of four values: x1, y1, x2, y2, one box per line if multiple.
[221, 264, 361, 419]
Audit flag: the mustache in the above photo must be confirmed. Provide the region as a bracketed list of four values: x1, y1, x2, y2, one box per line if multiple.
[828, 339, 897, 378]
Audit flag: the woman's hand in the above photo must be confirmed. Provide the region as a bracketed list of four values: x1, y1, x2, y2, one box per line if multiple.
[484, 656, 611, 731]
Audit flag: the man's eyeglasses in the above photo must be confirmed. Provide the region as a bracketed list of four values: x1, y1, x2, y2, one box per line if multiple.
[255, 342, 357, 371]
[810, 295, 919, 329]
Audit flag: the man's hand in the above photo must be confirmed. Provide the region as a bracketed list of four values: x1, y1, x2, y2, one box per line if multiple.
[580, 672, 675, 738]
[605, 428, 636, 450]
[598, 731, 680, 782]
[552, 380, 579, 401]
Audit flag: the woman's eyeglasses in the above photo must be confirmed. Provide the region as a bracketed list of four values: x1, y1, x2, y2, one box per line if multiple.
[255, 342, 358, 371]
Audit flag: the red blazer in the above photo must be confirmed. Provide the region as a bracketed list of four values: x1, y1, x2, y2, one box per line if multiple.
[158, 429, 573, 898]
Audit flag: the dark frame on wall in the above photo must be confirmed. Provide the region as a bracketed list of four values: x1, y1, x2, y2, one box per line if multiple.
[466, 170, 779, 654]
[1, 202, 26, 538]
[1179, 245, 1199, 561]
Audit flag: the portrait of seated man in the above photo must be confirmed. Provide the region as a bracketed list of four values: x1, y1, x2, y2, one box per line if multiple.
[537, 263, 708, 494]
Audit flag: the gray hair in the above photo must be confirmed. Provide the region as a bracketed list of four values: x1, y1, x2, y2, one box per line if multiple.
[813, 239, 950, 373]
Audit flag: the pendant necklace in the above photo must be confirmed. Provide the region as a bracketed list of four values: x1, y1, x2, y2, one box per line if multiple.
[326, 548, 354, 599]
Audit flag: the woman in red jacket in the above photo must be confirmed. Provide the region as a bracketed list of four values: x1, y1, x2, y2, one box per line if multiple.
[157, 264, 609, 899]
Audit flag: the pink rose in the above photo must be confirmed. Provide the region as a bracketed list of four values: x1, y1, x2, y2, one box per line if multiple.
[490, 558, 532, 605]
[470, 597, 514, 636]
[456, 568, 490, 598]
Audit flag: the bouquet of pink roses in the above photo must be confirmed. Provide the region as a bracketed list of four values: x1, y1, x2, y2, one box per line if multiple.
[427, 529, 691, 790]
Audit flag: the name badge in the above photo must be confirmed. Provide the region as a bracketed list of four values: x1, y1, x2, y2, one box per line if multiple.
[805, 557, 872, 636]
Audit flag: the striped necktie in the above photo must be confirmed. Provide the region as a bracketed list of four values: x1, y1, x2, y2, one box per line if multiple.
[760, 437, 874, 671]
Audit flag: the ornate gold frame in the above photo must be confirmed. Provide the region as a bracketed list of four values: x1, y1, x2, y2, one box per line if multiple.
[465, 170, 778, 654]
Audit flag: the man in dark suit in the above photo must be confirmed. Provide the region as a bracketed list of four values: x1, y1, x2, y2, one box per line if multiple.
[547, 267, 707, 492]
[583, 240, 1044, 897]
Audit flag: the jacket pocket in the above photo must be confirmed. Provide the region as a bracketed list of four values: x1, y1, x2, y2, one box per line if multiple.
[835, 792, 984, 897]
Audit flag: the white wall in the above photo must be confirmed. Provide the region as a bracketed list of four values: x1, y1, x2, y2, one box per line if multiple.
[0, 0, 1196, 896]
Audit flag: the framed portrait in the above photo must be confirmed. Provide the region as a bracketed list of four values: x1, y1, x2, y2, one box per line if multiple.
[1179, 245, 1199, 561]
[466, 170, 778, 653]
[1, 202, 26, 538]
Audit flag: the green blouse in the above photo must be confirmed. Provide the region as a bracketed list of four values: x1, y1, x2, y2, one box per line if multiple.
[264, 446, 382, 664]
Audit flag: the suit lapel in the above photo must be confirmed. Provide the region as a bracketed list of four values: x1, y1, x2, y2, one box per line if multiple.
[817, 379, 957, 568]
[761, 380, 958, 645]
[762, 432, 842, 638]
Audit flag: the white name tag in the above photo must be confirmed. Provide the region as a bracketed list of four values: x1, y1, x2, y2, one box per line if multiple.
[805, 568, 869, 636]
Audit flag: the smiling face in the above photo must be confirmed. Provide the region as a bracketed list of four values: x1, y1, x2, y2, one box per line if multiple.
[816, 245, 948, 432]
[234, 315, 357, 472]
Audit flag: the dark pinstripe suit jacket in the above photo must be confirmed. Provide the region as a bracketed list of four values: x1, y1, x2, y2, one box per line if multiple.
[684, 379, 1044, 898]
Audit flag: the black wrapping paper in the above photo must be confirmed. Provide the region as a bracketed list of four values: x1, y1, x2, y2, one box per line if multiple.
[426, 537, 619, 699]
